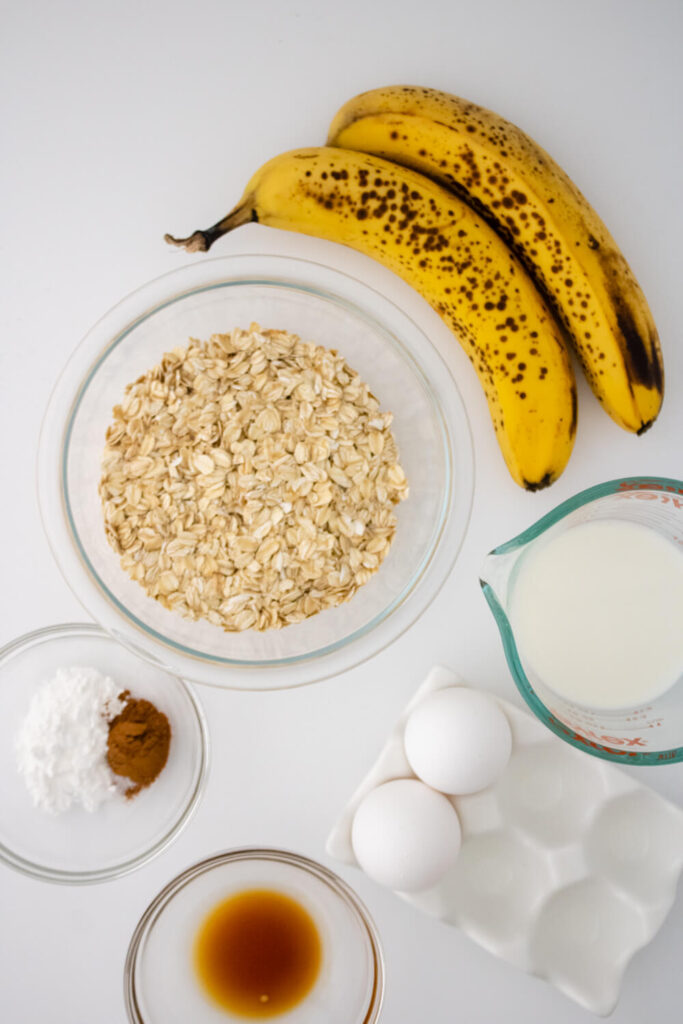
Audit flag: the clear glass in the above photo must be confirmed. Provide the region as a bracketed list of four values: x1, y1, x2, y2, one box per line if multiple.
[124, 848, 384, 1024]
[0, 623, 208, 883]
[480, 477, 683, 765]
[38, 255, 474, 690]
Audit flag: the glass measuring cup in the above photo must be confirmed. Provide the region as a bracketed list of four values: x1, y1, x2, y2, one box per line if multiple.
[480, 477, 683, 765]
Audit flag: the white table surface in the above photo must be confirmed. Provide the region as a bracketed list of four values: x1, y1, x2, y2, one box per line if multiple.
[2, 1, 682, 1020]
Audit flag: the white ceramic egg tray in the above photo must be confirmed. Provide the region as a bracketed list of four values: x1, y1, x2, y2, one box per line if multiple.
[327, 667, 683, 1015]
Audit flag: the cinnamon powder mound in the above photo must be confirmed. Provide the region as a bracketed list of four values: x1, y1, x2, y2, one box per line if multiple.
[106, 693, 171, 798]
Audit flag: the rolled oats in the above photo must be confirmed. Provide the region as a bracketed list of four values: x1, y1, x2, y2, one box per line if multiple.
[99, 324, 408, 631]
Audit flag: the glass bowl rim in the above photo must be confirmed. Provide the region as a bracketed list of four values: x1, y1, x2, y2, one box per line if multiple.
[38, 253, 474, 690]
[0, 621, 209, 883]
[481, 475, 683, 765]
[123, 846, 385, 1024]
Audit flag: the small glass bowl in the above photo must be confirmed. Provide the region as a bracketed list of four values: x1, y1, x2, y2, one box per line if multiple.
[124, 847, 384, 1023]
[0, 623, 208, 883]
[38, 254, 473, 690]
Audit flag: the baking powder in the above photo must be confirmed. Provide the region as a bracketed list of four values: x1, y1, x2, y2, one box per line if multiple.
[15, 666, 126, 814]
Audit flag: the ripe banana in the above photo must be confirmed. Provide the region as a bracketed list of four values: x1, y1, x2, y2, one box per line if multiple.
[328, 85, 663, 434]
[165, 147, 577, 490]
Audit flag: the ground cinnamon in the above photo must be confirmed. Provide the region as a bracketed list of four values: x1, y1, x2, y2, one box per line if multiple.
[106, 692, 171, 798]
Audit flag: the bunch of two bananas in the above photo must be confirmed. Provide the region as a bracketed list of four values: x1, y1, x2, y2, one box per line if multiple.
[167, 86, 663, 490]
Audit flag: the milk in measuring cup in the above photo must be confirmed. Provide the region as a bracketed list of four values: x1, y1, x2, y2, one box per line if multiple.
[510, 519, 683, 709]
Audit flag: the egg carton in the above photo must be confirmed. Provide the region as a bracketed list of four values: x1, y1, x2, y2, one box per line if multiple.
[327, 667, 683, 1015]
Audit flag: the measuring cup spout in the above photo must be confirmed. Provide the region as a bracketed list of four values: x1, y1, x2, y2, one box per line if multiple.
[479, 546, 521, 611]
[478, 550, 499, 593]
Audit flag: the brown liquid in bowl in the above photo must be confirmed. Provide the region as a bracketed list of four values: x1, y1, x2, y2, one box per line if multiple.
[194, 888, 322, 1018]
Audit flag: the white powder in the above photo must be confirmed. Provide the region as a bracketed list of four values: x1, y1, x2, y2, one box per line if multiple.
[15, 666, 127, 814]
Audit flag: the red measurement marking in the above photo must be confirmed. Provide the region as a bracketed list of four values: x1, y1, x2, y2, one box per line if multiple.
[617, 480, 683, 495]
[616, 489, 683, 507]
[548, 713, 647, 754]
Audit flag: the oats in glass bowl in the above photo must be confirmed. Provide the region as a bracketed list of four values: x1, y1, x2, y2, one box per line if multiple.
[99, 324, 408, 632]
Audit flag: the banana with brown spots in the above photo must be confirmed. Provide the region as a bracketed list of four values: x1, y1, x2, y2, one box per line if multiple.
[165, 147, 577, 490]
[327, 85, 663, 434]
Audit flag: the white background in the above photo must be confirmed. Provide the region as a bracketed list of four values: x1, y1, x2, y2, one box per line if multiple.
[2, 0, 682, 1021]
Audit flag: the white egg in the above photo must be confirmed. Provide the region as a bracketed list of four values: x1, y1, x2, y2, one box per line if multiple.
[404, 687, 512, 795]
[351, 778, 461, 892]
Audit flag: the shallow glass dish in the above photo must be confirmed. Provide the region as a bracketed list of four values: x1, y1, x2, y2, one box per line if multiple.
[124, 848, 384, 1024]
[38, 254, 473, 689]
[0, 623, 208, 883]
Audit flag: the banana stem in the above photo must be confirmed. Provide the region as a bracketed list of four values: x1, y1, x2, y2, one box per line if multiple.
[164, 200, 255, 253]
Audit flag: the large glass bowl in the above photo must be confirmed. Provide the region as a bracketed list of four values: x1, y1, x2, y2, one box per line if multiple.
[38, 255, 473, 689]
